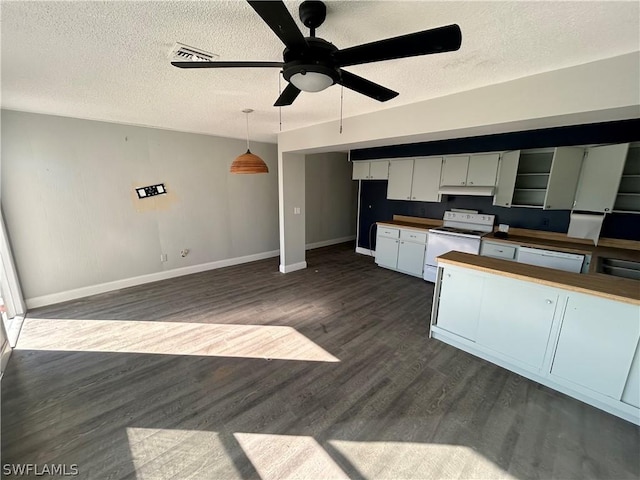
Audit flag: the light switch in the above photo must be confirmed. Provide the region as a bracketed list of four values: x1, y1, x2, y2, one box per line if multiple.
[294, 207, 301, 215]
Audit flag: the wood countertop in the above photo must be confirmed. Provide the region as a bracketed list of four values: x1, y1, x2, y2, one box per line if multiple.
[438, 251, 640, 306]
[377, 216, 442, 232]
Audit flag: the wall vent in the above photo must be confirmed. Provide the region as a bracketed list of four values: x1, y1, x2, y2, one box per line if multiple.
[169, 42, 219, 62]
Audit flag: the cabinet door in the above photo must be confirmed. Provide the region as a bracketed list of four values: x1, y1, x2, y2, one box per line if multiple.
[476, 276, 558, 369]
[410, 157, 442, 202]
[387, 159, 414, 200]
[397, 241, 425, 277]
[440, 156, 469, 186]
[493, 150, 520, 207]
[369, 160, 389, 180]
[436, 269, 484, 341]
[551, 293, 640, 399]
[374, 235, 399, 269]
[543, 147, 584, 210]
[574, 143, 628, 213]
[467, 153, 500, 186]
[352, 162, 370, 180]
[622, 341, 640, 408]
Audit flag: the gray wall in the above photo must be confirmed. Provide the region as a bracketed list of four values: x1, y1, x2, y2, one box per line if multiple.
[1, 110, 279, 301]
[305, 152, 357, 246]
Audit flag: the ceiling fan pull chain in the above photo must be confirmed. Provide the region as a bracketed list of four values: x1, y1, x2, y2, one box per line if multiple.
[279, 73, 283, 131]
[339, 87, 343, 133]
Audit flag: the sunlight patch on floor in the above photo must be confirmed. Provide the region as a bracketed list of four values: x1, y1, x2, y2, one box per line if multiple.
[328, 439, 517, 480]
[234, 432, 350, 480]
[126, 428, 242, 480]
[16, 318, 339, 362]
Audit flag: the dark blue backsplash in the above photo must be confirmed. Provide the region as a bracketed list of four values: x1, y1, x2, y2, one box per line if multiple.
[358, 181, 639, 249]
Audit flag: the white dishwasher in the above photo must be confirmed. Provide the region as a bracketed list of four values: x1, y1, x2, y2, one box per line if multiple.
[516, 246, 584, 273]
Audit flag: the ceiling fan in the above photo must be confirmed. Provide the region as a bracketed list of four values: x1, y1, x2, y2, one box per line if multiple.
[171, 0, 462, 107]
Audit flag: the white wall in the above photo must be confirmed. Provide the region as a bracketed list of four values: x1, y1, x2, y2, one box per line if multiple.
[1, 110, 279, 306]
[305, 152, 357, 248]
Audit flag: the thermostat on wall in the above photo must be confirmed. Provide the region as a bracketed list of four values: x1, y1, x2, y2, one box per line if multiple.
[136, 184, 166, 199]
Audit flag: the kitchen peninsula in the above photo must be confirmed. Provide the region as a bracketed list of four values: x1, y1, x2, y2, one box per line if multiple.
[430, 251, 640, 424]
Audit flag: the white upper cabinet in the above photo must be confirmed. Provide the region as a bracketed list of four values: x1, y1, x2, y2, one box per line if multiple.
[493, 150, 520, 207]
[441, 153, 500, 187]
[387, 157, 443, 202]
[352, 160, 389, 180]
[498, 147, 584, 209]
[387, 159, 414, 200]
[573, 143, 629, 213]
[369, 161, 390, 180]
[440, 155, 469, 186]
[467, 153, 500, 186]
[410, 157, 443, 202]
[544, 147, 584, 210]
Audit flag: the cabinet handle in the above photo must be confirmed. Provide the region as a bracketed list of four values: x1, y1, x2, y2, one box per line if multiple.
[497, 249, 503, 253]
[605, 208, 610, 212]
[469, 181, 474, 185]
[406, 196, 411, 199]
[412, 196, 416, 199]
[460, 181, 465, 185]
[546, 299, 553, 304]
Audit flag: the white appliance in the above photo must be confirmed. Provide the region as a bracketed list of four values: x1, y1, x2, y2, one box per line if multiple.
[516, 246, 584, 273]
[424, 210, 495, 282]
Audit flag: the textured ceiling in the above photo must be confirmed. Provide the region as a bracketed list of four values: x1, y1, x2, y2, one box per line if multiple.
[1, 1, 638, 143]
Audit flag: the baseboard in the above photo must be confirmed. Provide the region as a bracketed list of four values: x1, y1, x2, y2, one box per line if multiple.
[26, 249, 281, 309]
[305, 235, 356, 251]
[0, 339, 11, 376]
[356, 246, 375, 257]
[279, 261, 307, 273]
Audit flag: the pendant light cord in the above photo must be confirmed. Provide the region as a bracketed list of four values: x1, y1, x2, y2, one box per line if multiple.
[245, 111, 250, 152]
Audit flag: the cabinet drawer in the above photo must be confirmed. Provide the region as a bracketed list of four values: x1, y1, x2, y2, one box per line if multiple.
[378, 227, 399, 238]
[481, 242, 516, 260]
[400, 229, 427, 243]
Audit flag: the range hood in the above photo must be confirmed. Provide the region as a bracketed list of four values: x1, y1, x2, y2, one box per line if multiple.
[438, 185, 495, 196]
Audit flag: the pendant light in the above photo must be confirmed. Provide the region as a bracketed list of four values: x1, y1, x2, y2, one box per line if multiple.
[230, 109, 269, 174]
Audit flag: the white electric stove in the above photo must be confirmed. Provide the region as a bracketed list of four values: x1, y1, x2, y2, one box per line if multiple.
[423, 210, 495, 282]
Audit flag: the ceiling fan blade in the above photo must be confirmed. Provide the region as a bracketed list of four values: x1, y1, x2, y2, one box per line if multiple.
[274, 83, 301, 107]
[335, 24, 462, 67]
[247, 1, 308, 51]
[171, 61, 283, 69]
[338, 70, 398, 102]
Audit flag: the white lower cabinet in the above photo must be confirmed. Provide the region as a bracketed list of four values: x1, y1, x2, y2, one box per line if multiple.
[431, 264, 640, 424]
[375, 231, 400, 269]
[375, 226, 426, 278]
[550, 293, 640, 399]
[437, 269, 484, 341]
[397, 240, 426, 277]
[476, 277, 557, 369]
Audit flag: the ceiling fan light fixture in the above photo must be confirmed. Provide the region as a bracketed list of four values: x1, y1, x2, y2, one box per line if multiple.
[290, 71, 333, 92]
[230, 109, 268, 174]
[285, 63, 338, 92]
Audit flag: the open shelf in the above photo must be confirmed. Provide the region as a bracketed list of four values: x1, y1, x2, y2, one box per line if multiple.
[614, 146, 640, 213]
[513, 188, 545, 207]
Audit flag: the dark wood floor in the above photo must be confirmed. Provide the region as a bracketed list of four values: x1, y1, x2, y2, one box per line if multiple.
[3, 243, 639, 479]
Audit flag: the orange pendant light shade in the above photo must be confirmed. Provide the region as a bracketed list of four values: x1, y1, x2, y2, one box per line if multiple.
[231, 108, 268, 174]
[230, 150, 269, 174]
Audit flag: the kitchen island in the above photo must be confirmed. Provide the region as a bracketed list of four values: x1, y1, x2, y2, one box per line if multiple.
[430, 251, 640, 424]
